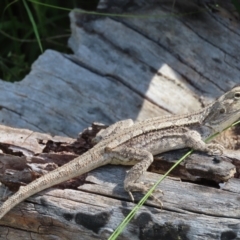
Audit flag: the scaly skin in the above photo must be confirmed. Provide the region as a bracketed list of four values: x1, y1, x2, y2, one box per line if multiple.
[1, 86, 240, 219]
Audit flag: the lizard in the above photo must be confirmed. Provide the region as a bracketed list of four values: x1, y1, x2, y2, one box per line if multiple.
[1, 86, 240, 220]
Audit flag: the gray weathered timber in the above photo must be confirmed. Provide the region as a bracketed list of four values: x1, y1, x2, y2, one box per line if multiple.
[1, 86, 240, 240]
[0, 1, 239, 137]
[0, 0, 240, 239]
[1, 166, 240, 240]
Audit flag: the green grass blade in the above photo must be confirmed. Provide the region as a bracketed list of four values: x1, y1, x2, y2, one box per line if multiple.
[108, 149, 193, 240]
[27, 0, 208, 19]
[27, 0, 74, 12]
[0, 0, 18, 26]
[22, 0, 43, 52]
[108, 120, 240, 240]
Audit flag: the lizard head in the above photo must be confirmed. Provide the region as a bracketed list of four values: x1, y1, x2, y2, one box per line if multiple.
[203, 86, 240, 133]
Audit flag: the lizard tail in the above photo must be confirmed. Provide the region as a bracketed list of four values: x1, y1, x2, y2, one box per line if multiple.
[0, 151, 106, 219]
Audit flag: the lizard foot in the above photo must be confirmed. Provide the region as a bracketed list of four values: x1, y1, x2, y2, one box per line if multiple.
[140, 182, 164, 195]
[206, 143, 224, 155]
[126, 182, 164, 207]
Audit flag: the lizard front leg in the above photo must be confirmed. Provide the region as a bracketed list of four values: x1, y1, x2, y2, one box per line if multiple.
[183, 130, 224, 155]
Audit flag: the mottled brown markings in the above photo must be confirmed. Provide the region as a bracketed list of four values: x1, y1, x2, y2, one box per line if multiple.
[1, 86, 240, 219]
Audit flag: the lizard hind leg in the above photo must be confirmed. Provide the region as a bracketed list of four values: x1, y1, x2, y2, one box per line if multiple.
[107, 146, 163, 206]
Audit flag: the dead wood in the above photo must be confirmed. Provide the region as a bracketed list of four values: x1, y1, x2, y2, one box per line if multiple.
[0, 0, 240, 239]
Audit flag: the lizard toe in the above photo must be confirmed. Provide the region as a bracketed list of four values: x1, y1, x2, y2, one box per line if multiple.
[206, 143, 224, 155]
[125, 182, 164, 207]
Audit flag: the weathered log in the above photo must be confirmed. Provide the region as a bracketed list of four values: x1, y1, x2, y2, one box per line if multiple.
[0, 0, 240, 238]
[0, 122, 240, 239]
[0, 1, 239, 137]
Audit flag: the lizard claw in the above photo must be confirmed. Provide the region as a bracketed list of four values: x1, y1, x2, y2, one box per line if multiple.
[141, 182, 164, 195]
[126, 182, 164, 208]
[128, 191, 135, 202]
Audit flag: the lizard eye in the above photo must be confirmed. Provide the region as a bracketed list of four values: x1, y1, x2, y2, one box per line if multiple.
[219, 108, 225, 114]
[234, 92, 240, 99]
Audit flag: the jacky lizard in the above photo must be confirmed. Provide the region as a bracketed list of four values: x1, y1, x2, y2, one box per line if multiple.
[1, 86, 240, 220]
